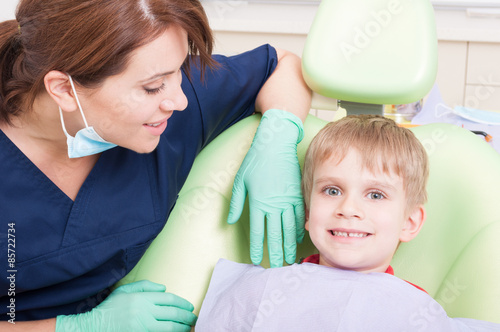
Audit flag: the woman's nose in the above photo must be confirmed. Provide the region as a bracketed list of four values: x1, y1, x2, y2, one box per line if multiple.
[160, 90, 188, 112]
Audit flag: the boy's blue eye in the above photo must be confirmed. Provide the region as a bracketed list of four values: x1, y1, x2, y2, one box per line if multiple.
[368, 192, 384, 200]
[325, 187, 341, 196]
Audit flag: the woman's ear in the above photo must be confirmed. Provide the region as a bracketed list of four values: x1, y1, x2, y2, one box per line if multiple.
[44, 71, 78, 112]
[399, 206, 426, 243]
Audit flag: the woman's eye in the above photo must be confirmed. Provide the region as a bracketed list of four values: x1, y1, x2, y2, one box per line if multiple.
[368, 192, 384, 200]
[144, 83, 166, 95]
[325, 187, 341, 196]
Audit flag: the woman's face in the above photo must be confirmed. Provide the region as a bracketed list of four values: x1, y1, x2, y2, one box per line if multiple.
[77, 25, 189, 153]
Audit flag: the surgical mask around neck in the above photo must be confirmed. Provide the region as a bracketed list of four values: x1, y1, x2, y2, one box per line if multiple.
[436, 103, 500, 125]
[453, 105, 500, 125]
[59, 74, 117, 158]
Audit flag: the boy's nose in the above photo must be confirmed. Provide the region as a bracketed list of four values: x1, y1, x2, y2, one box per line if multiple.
[335, 195, 363, 220]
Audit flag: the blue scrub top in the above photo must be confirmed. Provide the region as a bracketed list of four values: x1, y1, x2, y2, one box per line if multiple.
[0, 44, 278, 321]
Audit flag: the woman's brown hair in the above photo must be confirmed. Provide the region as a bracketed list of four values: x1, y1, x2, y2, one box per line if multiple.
[0, 0, 216, 124]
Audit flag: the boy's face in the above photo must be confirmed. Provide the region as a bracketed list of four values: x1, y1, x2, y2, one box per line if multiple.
[305, 149, 424, 273]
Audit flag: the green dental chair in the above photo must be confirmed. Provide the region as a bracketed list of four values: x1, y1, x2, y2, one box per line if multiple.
[118, 0, 500, 325]
[303, 0, 437, 115]
[118, 114, 500, 323]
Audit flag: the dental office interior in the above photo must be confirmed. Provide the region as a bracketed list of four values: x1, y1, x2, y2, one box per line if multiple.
[194, 1, 500, 327]
[2, 0, 500, 328]
[201, 0, 500, 132]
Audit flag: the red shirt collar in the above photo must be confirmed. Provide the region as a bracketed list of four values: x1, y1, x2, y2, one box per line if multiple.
[302, 254, 393, 275]
[301, 254, 426, 293]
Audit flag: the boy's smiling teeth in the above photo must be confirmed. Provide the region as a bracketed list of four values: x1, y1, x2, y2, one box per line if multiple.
[146, 122, 162, 127]
[331, 231, 368, 238]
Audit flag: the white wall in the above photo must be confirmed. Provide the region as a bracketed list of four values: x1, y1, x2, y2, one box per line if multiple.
[0, 0, 17, 22]
[203, 1, 500, 112]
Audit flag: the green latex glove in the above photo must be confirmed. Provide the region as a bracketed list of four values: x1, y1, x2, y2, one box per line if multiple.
[228, 109, 305, 267]
[56, 280, 197, 332]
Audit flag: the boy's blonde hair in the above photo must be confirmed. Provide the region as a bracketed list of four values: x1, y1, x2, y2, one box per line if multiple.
[302, 115, 429, 215]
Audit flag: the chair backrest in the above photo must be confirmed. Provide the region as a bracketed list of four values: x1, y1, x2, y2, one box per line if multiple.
[117, 114, 500, 324]
[302, 0, 438, 105]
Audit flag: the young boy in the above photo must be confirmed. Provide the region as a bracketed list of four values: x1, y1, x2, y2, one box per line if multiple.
[300, 114, 428, 291]
[195, 115, 499, 331]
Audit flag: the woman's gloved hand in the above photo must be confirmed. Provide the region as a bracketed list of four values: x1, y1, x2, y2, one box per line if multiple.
[228, 109, 305, 268]
[56, 280, 197, 332]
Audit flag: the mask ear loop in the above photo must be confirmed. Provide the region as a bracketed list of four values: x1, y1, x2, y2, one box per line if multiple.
[67, 74, 90, 129]
[58, 106, 71, 138]
[434, 103, 454, 118]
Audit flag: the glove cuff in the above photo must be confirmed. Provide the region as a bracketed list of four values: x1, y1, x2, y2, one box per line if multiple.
[56, 312, 92, 332]
[56, 315, 78, 332]
[261, 109, 305, 144]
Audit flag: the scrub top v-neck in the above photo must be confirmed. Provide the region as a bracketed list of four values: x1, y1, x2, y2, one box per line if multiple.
[0, 45, 278, 321]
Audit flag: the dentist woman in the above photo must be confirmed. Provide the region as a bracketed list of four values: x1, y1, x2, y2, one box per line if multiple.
[0, 0, 311, 330]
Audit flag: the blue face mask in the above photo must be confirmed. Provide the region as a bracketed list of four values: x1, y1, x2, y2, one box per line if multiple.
[59, 75, 117, 158]
[435, 103, 500, 125]
[453, 106, 500, 125]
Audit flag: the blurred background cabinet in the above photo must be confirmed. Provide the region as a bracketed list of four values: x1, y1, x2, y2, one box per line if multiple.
[202, 1, 500, 118]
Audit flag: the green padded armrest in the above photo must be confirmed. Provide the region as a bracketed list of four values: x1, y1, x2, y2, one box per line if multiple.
[116, 115, 326, 314]
[117, 115, 500, 324]
[393, 124, 500, 323]
[302, 0, 438, 105]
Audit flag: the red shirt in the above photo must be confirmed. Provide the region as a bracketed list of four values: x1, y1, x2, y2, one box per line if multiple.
[302, 254, 427, 293]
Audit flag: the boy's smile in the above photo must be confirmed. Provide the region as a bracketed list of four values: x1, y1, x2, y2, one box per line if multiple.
[328, 229, 371, 241]
[305, 149, 420, 274]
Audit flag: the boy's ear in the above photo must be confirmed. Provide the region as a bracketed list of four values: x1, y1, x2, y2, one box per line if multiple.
[399, 206, 426, 243]
[304, 208, 310, 231]
[44, 70, 78, 112]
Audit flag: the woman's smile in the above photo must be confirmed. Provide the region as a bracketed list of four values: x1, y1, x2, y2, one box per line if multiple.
[143, 117, 169, 136]
[143, 112, 173, 136]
